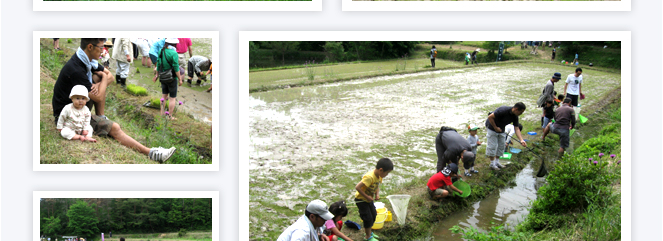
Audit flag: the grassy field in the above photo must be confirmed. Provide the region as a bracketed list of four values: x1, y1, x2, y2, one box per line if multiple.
[39, 38, 212, 164]
[100, 230, 212, 240]
[46, 0, 306, 1]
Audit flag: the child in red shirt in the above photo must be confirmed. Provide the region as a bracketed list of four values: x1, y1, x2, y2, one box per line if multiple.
[427, 163, 463, 200]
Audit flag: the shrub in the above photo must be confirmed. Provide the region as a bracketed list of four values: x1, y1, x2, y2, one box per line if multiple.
[126, 84, 148, 96]
[178, 228, 188, 237]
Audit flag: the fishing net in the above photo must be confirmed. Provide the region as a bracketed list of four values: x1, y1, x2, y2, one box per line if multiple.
[386, 195, 411, 225]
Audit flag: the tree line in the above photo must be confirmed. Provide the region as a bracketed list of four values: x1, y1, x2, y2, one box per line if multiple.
[40, 198, 213, 240]
[250, 41, 420, 67]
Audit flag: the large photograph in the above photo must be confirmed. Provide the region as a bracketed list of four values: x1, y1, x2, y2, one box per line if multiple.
[36, 32, 218, 169]
[243, 32, 629, 241]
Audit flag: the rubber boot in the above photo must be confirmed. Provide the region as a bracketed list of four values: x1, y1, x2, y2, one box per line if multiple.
[121, 78, 126, 87]
[116, 75, 121, 85]
[196, 79, 202, 86]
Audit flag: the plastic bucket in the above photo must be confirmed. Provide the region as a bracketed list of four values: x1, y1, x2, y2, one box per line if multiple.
[386, 211, 392, 221]
[372, 221, 385, 229]
[372, 209, 388, 229]
[386, 195, 411, 225]
[376, 207, 386, 214]
[452, 180, 472, 198]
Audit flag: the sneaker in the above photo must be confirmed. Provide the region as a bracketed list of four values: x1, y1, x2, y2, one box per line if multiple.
[371, 233, 379, 239]
[490, 164, 500, 171]
[149, 147, 176, 163]
[471, 169, 479, 174]
[364, 237, 378, 241]
[464, 171, 472, 177]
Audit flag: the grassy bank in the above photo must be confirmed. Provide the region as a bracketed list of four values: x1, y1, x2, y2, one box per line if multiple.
[103, 230, 212, 241]
[451, 102, 622, 240]
[39, 39, 212, 164]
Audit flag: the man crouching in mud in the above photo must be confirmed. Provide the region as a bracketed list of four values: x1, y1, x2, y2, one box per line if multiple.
[51, 38, 176, 163]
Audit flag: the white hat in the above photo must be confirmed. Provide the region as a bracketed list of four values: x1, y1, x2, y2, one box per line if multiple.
[468, 124, 479, 131]
[69, 85, 89, 101]
[476, 48, 480, 52]
[165, 38, 179, 44]
[306, 200, 334, 220]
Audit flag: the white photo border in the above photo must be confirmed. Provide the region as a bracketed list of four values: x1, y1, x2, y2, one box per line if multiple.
[33, 31, 219, 172]
[33, 191, 219, 241]
[342, 0, 630, 12]
[34, 0, 321, 12]
[240, 31, 631, 240]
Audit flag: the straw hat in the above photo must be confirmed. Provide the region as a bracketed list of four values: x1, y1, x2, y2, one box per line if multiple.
[104, 40, 113, 46]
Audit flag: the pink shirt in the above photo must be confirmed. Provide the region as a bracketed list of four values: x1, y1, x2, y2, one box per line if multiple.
[176, 38, 192, 54]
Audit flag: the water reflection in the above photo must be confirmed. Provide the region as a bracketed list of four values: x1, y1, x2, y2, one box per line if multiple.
[432, 164, 544, 241]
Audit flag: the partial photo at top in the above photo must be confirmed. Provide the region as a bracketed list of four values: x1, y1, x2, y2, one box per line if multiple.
[34, 0, 321, 11]
[342, 0, 630, 12]
[34, 31, 219, 171]
[240, 31, 630, 241]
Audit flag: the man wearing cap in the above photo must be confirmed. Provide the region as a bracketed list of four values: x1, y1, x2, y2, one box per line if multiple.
[471, 48, 479, 65]
[538, 73, 561, 125]
[52, 38, 177, 163]
[563, 68, 583, 107]
[485, 103, 528, 170]
[435, 127, 475, 178]
[542, 98, 576, 154]
[277, 200, 331, 241]
[112, 38, 133, 87]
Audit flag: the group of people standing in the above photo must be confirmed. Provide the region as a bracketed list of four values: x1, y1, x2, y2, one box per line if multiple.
[427, 67, 585, 201]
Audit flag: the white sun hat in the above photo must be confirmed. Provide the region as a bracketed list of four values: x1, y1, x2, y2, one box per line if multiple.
[69, 85, 89, 101]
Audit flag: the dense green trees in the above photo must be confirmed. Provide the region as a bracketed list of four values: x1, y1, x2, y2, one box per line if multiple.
[40, 198, 213, 240]
[250, 41, 420, 67]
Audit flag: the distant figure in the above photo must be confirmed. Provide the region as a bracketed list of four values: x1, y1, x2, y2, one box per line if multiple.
[471, 48, 479, 65]
[120, 238, 125, 241]
[550, 47, 556, 62]
[101, 40, 113, 69]
[112, 38, 134, 86]
[572, 52, 579, 65]
[430, 45, 437, 68]
[465, 52, 470, 65]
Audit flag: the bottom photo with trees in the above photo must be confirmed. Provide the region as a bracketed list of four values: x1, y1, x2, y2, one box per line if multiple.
[39, 198, 213, 241]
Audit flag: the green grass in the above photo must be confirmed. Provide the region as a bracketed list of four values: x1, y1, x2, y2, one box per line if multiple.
[126, 84, 147, 96]
[40, 38, 211, 164]
[105, 230, 212, 240]
[46, 0, 306, 1]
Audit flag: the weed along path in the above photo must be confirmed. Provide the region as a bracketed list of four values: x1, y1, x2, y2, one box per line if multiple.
[248, 62, 620, 240]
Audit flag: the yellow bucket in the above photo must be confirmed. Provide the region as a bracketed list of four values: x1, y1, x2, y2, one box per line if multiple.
[372, 221, 385, 229]
[386, 211, 392, 221]
[372, 209, 388, 229]
[376, 207, 386, 214]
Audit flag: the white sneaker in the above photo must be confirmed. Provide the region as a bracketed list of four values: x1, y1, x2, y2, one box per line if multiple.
[149, 147, 176, 163]
[490, 164, 500, 170]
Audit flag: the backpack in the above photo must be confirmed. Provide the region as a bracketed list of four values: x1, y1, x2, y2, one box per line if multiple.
[434, 50, 437, 58]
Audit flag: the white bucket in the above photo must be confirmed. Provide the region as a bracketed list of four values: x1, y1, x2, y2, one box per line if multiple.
[386, 195, 411, 225]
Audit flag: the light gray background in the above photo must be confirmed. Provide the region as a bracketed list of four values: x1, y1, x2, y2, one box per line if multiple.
[2, 0, 660, 240]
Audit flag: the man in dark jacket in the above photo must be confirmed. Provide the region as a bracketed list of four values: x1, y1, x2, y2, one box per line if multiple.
[435, 127, 476, 176]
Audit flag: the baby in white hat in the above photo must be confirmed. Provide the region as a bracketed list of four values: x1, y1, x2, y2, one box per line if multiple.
[56, 85, 96, 142]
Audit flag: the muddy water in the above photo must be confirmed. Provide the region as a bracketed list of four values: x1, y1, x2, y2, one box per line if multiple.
[430, 164, 545, 240]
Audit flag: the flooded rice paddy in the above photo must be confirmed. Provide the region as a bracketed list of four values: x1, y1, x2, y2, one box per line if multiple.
[248, 63, 620, 239]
